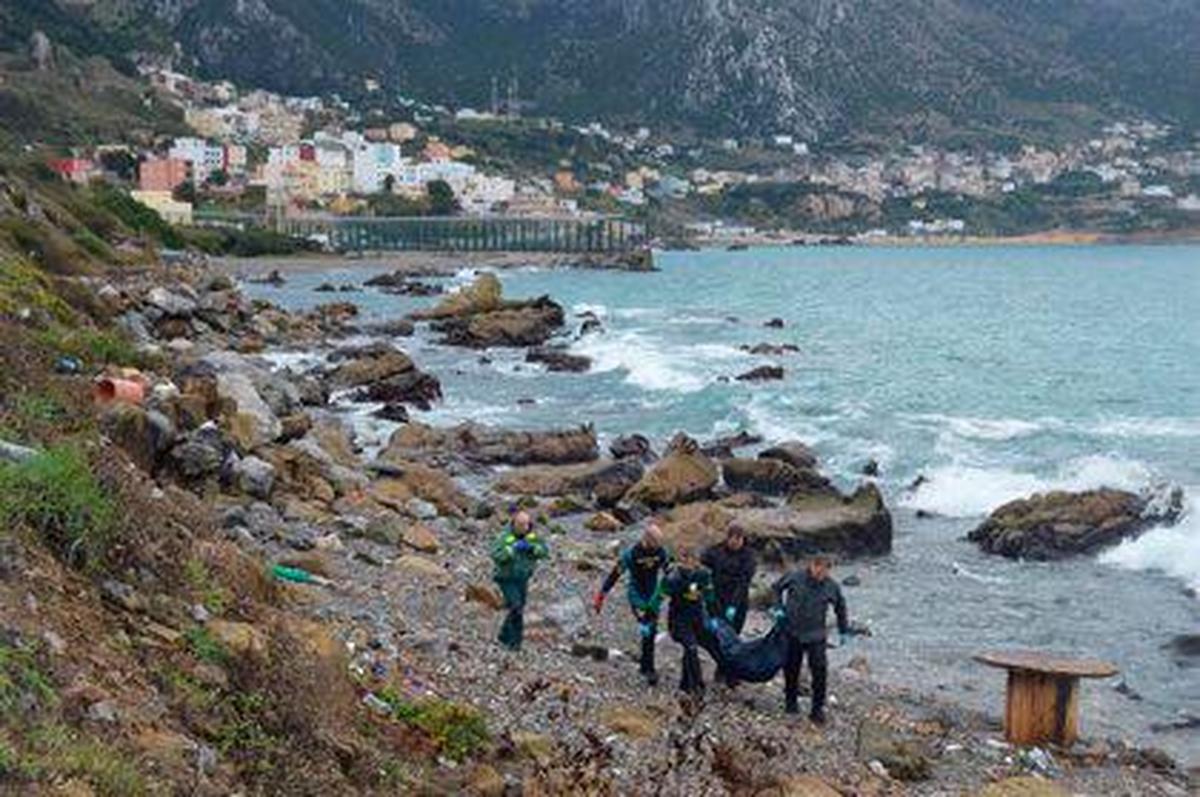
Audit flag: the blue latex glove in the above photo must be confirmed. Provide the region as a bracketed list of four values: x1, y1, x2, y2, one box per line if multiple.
[724, 605, 737, 622]
[706, 617, 720, 632]
[512, 538, 532, 554]
[771, 607, 786, 622]
[638, 621, 655, 639]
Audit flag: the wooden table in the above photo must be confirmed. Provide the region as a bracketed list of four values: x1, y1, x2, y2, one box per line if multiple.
[975, 650, 1118, 747]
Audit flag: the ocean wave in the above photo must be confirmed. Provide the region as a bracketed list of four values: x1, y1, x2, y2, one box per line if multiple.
[1101, 493, 1200, 595]
[900, 454, 1155, 518]
[742, 394, 835, 447]
[611, 307, 664, 321]
[571, 302, 609, 319]
[1087, 416, 1200, 439]
[570, 329, 744, 392]
[906, 413, 1051, 441]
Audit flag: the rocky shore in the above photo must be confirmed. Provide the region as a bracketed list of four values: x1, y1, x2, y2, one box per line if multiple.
[35, 259, 1192, 794]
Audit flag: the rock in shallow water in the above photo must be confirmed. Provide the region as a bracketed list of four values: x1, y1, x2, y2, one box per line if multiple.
[967, 486, 1184, 560]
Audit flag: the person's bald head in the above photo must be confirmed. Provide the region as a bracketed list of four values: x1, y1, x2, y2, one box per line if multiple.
[641, 522, 663, 549]
[512, 511, 533, 534]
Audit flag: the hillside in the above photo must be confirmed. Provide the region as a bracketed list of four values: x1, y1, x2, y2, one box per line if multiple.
[5, 0, 1198, 143]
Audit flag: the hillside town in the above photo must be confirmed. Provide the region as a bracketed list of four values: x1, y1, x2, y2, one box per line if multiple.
[44, 65, 1200, 243]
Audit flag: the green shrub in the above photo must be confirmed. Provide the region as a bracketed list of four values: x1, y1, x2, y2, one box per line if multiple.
[0, 640, 56, 718]
[19, 724, 147, 796]
[377, 692, 489, 762]
[184, 626, 229, 666]
[91, 184, 183, 248]
[0, 446, 115, 569]
[35, 325, 142, 367]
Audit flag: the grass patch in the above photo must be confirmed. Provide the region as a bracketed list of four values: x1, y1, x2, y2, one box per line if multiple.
[184, 626, 229, 666]
[0, 254, 76, 322]
[0, 639, 56, 718]
[0, 446, 115, 569]
[184, 558, 233, 616]
[18, 723, 147, 796]
[377, 691, 489, 762]
[213, 690, 282, 773]
[35, 324, 143, 367]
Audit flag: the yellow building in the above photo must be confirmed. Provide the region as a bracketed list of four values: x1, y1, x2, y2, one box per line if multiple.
[130, 191, 193, 226]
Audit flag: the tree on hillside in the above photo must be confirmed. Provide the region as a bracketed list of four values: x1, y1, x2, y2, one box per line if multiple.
[427, 180, 459, 216]
[173, 180, 197, 204]
[98, 150, 137, 181]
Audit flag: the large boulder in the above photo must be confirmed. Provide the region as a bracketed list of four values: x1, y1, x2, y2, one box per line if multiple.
[967, 487, 1184, 560]
[526, 346, 591, 373]
[413, 272, 503, 319]
[609, 434, 656, 463]
[369, 460, 473, 518]
[380, 422, 598, 468]
[492, 459, 644, 506]
[722, 457, 834, 498]
[660, 483, 892, 561]
[216, 371, 282, 451]
[625, 434, 719, 508]
[432, 298, 565, 348]
[328, 343, 415, 388]
[352, 370, 443, 410]
[759, 441, 819, 471]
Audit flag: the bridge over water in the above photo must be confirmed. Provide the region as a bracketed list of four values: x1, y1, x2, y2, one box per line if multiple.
[196, 213, 647, 254]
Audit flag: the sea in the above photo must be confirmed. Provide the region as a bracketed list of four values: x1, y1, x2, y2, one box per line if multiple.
[245, 244, 1200, 764]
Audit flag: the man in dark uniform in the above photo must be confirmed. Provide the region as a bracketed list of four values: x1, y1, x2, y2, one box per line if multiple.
[772, 554, 850, 723]
[664, 546, 720, 695]
[593, 522, 673, 685]
[702, 524, 756, 633]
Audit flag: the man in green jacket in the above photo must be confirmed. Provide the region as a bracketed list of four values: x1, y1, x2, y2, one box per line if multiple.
[491, 511, 549, 651]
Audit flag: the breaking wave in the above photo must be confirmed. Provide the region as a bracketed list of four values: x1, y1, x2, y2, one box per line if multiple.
[571, 329, 745, 392]
[1101, 494, 1200, 595]
[900, 455, 1155, 518]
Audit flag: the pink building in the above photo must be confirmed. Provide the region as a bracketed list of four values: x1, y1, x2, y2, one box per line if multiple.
[49, 158, 98, 185]
[139, 158, 192, 192]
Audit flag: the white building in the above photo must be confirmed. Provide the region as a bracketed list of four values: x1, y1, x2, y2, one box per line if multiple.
[168, 137, 226, 182]
[351, 141, 405, 194]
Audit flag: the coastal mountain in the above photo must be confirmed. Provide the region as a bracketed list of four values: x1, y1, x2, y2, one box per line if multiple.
[5, 1, 1198, 140]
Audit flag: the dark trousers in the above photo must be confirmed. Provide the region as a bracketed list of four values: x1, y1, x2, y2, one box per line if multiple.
[670, 612, 707, 694]
[783, 636, 827, 715]
[496, 577, 529, 650]
[632, 607, 659, 675]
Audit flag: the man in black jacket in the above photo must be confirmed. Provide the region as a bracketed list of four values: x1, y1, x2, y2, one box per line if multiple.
[702, 524, 756, 634]
[771, 554, 850, 724]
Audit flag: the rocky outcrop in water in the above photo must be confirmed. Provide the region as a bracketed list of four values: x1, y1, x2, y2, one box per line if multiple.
[381, 421, 599, 469]
[414, 273, 566, 348]
[525, 346, 591, 373]
[722, 456, 835, 498]
[967, 487, 1184, 560]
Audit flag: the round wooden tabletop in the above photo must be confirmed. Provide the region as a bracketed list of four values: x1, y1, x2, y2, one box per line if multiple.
[974, 650, 1119, 678]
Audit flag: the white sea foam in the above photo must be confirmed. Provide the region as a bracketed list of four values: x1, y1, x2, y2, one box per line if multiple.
[900, 455, 1155, 518]
[1088, 416, 1200, 439]
[907, 413, 1050, 441]
[571, 302, 609, 319]
[570, 329, 744, 392]
[1101, 494, 1200, 595]
[612, 307, 664, 321]
[742, 394, 834, 446]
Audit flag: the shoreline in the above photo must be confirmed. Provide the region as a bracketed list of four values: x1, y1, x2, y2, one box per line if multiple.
[214, 249, 653, 277]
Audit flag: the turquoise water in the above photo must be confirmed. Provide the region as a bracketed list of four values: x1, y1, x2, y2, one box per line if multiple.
[247, 245, 1200, 762]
